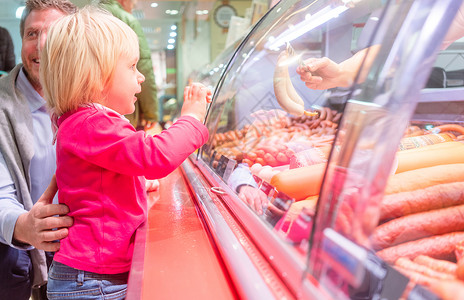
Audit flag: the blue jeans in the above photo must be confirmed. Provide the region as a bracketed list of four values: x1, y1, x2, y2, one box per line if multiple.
[47, 261, 128, 300]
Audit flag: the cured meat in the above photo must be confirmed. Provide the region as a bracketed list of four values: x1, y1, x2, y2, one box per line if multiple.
[376, 232, 464, 264]
[372, 204, 464, 249]
[379, 182, 464, 221]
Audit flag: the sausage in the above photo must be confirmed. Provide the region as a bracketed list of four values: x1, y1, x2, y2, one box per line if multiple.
[273, 51, 305, 116]
[376, 232, 464, 264]
[316, 108, 327, 120]
[332, 112, 342, 123]
[384, 163, 464, 194]
[270, 163, 326, 200]
[394, 266, 437, 287]
[371, 204, 464, 249]
[457, 259, 464, 280]
[395, 257, 455, 280]
[324, 107, 333, 122]
[413, 255, 457, 275]
[263, 153, 278, 167]
[257, 145, 279, 157]
[395, 141, 464, 173]
[379, 182, 464, 221]
[433, 124, 464, 135]
[275, 152, 290, 164]
[428, 280, 464, 300]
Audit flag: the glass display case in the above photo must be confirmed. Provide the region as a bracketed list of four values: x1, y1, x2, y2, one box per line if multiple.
[134, 0, 464, 299]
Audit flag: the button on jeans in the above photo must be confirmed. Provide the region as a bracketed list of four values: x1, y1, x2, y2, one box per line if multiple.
[47, 261, 128, 300]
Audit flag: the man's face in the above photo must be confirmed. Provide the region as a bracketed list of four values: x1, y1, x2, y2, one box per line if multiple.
[21, 8, 66, 95]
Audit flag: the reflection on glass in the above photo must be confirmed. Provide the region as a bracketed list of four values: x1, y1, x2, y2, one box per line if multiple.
[195, 0, 464, 299]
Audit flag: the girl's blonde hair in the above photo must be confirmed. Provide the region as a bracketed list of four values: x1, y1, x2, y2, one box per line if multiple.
[40, 6, 139, 117]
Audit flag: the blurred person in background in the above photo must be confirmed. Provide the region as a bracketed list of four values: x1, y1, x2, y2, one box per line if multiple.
[0, 26, 16, 74]
[0, 0, 77, 299]
[101, 0, 160, 131]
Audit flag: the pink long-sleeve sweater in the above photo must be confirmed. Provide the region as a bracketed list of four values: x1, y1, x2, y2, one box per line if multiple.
[53, 104, 208, 274]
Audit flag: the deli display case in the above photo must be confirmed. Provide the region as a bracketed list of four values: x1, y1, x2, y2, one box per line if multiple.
[127, 0, 464, 299]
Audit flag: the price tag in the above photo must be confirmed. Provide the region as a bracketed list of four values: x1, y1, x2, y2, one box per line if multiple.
[319, 229, 411, 300]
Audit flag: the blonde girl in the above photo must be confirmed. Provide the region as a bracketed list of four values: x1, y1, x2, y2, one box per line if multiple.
[40, 6, 211, 299]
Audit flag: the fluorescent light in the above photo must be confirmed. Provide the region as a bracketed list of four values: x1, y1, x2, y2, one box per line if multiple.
[167, 44, 175, 50]
[266, 5, 349, 49]
[169, 32, 177, 37]
[171, 25, 177, 30]
[166, 9, 179, 15]
[168, 38, 175, 44]
[150, 2, 158, 8]
[16, 6, 25, 19]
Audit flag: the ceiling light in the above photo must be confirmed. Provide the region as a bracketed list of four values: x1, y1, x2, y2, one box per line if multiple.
[165, 9, 179, 15]
[169, 32, 177, 37]
[171, 25, 177, 30]
[16, 6, 25, 19]
[167, 44, 175, 50]
[150, 2, 158, 8]
[267, 5, 348, 49]
[168, 38, 175, 44]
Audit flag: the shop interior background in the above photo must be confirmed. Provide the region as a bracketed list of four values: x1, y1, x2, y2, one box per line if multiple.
[0, 0, 271, 122]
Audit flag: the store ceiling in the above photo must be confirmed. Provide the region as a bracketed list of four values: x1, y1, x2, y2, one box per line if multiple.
[0, 0, 216, 51]
[132, 0, 215, 51]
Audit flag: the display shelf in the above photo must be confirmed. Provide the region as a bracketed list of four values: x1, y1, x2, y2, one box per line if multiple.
[130, 0, 464, 298]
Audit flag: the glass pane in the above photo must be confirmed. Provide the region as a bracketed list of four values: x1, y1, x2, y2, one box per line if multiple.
[195, 0, 463, 298]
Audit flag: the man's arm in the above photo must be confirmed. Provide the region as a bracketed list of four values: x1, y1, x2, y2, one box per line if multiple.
[0, 153, 72, 251]
[296, 45, 381, 90]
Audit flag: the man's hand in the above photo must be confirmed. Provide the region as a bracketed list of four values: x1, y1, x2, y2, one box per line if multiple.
[238, 185, 268, 215]
[13, 175, 73, 251]
[296, 57, 347, 90]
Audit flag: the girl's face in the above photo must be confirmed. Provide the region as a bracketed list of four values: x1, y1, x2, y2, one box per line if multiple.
[104, 53, 145, 116]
